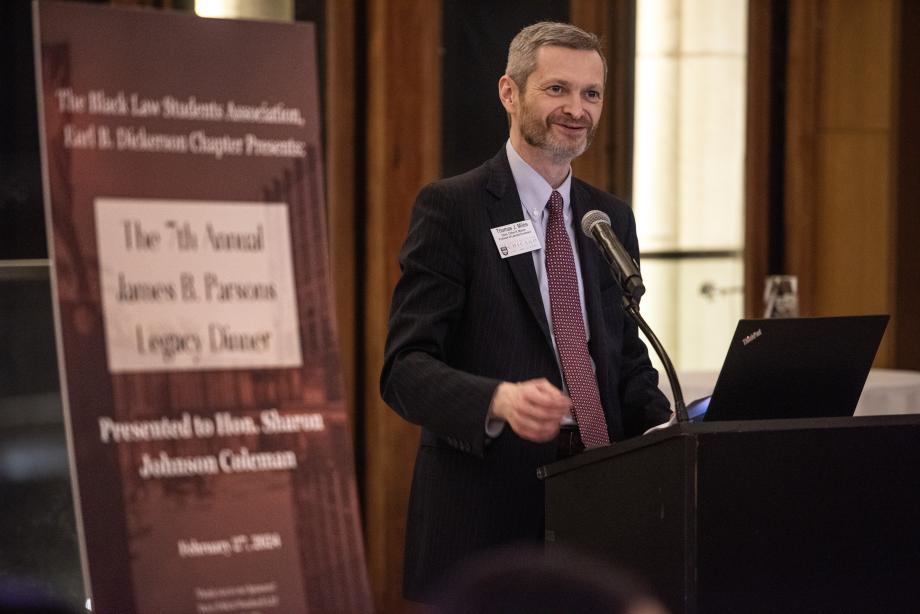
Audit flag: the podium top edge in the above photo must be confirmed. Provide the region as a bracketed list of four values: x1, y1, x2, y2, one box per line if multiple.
[537, 414, 920, 480]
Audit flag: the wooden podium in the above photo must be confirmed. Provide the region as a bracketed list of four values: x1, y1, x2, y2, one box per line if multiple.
[540, 415, 920, 614]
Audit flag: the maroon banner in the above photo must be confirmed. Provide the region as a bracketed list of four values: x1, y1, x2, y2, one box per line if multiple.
[33, 2, 371, 612]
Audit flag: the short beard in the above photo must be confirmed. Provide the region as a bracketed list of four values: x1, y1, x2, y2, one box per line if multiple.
[520, 105, 595, 164]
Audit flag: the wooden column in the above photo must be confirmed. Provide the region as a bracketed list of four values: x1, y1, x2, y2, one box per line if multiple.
[894, 0, 920, 370]
[785, 0, 898, 364]
[364, 2, 442, 612]
[784, 0, 821, 318]
[570, 0, 636, 198]
[324, 0, 357, 436]
[744, 0, 776, 318]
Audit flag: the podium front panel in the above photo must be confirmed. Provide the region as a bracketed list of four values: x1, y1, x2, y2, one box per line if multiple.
[543, 417, 920, 614]
[545, 434, 698, 612]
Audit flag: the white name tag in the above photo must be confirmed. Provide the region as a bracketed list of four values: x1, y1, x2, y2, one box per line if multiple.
[490, 220, 541, 259]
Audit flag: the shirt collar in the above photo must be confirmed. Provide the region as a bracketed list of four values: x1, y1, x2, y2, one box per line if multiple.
[505, 140, 572, 216]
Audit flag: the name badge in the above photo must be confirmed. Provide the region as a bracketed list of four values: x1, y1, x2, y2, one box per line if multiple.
[490, 220, 541, 259]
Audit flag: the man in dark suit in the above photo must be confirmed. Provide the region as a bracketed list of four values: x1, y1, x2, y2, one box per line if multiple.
[380, 21, 671, 601]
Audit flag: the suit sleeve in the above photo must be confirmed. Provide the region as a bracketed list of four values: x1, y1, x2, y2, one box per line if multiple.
[379, 183, 499, 457]
[617, 206, 673, 436]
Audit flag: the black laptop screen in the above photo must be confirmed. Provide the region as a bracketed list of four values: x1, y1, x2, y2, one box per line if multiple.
[703, 315, 889, 422]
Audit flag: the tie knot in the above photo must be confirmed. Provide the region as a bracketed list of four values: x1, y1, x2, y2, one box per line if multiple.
[548, 190, 563, 214]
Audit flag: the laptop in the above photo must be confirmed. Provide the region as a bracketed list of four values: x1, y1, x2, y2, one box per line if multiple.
[694, 315, 889, 422]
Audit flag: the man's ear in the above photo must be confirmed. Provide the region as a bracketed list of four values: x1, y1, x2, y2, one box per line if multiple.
[498, 75, 516, 114]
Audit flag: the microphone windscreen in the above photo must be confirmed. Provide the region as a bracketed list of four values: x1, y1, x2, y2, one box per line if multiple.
[580, 210, 611, 237]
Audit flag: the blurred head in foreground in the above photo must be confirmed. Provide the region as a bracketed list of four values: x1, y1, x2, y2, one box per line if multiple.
[433, 545, 669, 614]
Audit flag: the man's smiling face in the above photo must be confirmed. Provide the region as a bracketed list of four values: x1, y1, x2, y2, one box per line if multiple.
[513, 45, 605, 165]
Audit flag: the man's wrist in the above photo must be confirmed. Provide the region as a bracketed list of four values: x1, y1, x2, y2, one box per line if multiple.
[485, 382, 508, 437]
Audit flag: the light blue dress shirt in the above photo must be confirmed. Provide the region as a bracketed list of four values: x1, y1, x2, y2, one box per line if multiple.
[505, 140, 590, 348]
[484, 141, 593, 433]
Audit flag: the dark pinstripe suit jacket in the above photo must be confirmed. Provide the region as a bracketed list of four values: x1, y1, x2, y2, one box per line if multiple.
[380, 148, 670, 600]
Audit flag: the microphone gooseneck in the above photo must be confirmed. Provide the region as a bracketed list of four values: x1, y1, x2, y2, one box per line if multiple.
[580, 210, 688, 423]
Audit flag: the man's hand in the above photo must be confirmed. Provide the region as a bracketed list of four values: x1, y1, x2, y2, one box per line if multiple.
[490, 379, 571, 442]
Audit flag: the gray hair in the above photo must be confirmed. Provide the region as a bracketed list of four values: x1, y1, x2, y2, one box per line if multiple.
[505, 21, 607, 89]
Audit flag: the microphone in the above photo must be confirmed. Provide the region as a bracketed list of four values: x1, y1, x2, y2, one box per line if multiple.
[580, 209, 689, 422]
[580, 210, 645, 304]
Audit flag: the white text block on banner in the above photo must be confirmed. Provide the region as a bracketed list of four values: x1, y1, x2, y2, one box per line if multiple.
[95, 198, 303, 372]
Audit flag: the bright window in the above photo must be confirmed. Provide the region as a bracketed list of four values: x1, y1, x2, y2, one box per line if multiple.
[632, 0, 748, 372]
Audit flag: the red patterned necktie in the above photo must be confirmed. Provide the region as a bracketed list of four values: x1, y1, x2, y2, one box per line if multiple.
[545, 190, 610, 447]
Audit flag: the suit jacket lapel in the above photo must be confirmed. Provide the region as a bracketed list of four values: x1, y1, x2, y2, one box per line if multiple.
[485, 151, 553, 347]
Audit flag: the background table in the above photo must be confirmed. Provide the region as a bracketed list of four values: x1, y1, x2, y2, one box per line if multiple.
[658, 368, 920, 416]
